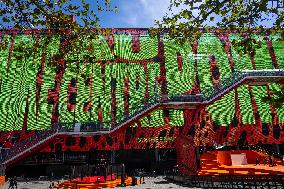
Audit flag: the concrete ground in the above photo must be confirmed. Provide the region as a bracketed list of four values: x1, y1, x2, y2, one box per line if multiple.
[1, 176, 200, 189]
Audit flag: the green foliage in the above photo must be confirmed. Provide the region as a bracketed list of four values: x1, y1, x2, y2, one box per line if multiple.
[12, 37, 34, 61]
[152, 0, 284, 55]
[0, 0, 116, 79]
[0, 0, 115, 30]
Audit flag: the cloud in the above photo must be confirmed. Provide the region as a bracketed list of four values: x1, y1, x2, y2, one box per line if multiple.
[122, 0, 197, 27]
[99, 0, 275, 28]
[138, 0, 170, 22]
[99, 0, 193, 28]
[116, 0, 171, 27]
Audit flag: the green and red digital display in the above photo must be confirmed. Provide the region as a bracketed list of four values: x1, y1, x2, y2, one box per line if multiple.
[0, 31, 283, 132]
[0, 29, 283, 150]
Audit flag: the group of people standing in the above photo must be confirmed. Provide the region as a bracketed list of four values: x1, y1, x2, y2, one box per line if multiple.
[7, 176, 17, 189]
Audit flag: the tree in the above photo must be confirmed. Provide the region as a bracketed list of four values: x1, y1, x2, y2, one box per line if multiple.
[152, 0, 284, 107]
[0, 0, 116, 30]
[151, 0, 284, 54]
[0, 0, 117, 79]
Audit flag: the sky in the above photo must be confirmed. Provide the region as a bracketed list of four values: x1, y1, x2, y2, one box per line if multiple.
[0, 0, 276, 29]
[97, 0, 172, 28]
[96, 0, 276, 28]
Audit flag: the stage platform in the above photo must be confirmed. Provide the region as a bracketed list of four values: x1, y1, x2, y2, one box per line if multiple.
[54, 175, 141, 189]
[198, 150, 284, 175]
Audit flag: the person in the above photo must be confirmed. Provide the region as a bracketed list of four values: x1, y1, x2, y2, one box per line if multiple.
[49, 182, 54, 189]
[255, 157, 259, 165]
[272, 156, 276, 166]
[80, 172, 83, 181]
[13, 176, 17, 189]
[269, 156, 273, 167]
[263, 156, 267, 165]
[8, 177, 14, 189]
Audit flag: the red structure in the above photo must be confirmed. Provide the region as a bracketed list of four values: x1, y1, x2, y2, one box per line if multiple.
[0, 29, 283, 176]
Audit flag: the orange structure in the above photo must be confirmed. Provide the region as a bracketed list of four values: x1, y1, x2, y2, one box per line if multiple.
[199, 150, 284, 175]
[0, 176, 5, 186]
[55, 176, 140, 189]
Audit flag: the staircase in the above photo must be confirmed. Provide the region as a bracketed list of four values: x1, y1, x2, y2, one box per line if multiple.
[166, 69, 284, 106]
[1, 69, 284, 170]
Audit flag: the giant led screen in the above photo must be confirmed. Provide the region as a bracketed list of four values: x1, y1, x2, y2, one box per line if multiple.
[0, 29, 283, 148]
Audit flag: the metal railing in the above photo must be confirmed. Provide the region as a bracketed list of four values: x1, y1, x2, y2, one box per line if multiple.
[1, 69, 283, 167]
[0, 96, 162, 165]
[1, 125, 62, 164]
[203, 70, 245, 100]
[204, 69, 284, 102]
[115, 94, 161, 127]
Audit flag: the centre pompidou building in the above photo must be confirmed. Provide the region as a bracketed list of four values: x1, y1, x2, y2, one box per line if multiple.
[0, 28, 283, 176]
